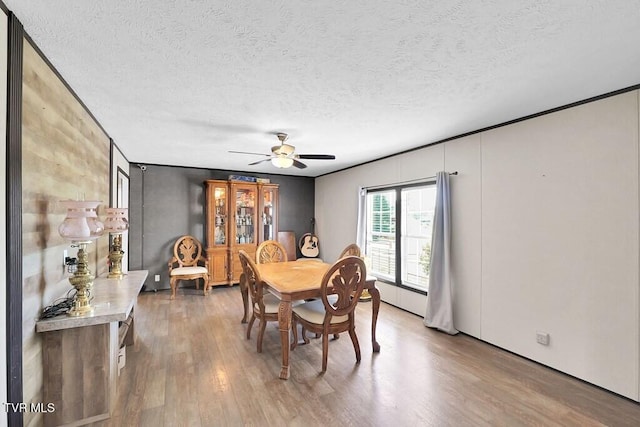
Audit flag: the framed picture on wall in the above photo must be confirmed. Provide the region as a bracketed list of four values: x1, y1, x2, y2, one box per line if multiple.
[116, 167, 129, 273]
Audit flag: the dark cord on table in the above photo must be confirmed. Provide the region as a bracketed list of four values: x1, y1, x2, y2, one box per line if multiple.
[39, 289, 83, 319]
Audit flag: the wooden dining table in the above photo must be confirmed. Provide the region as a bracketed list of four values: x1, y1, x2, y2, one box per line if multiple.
[240, 260, 381, 380]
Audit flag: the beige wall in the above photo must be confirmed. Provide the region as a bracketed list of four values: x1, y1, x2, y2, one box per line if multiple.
[315, 90, 640, 401]
[21, 39, 110, 426]
[480, 92, 638, 398]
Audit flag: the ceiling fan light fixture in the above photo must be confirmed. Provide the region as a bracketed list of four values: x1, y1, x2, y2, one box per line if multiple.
[231, 132, 334, 169]
[272, 144, 295, 156]
[271, 156, 294, 168]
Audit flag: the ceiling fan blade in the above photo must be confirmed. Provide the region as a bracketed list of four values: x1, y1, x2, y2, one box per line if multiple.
[228, 150, 270, 157]
[248, 158, 272, 166]
[292, 159, 308, 169]
[296, 154, 336, 160]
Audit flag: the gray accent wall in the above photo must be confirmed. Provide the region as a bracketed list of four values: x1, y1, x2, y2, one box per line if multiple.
[128, 164, 315, 291]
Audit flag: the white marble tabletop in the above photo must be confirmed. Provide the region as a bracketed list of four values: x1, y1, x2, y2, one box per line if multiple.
[36, 270, 148, 333]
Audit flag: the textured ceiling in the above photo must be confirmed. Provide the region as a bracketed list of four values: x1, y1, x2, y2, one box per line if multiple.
[6, 1, 640, 177]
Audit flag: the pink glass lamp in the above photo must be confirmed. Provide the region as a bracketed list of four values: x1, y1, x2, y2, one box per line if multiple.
[58, 200, 104, 316]
[103, 208, 129, 279]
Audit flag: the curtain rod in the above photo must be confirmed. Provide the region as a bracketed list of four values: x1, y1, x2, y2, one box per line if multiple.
[363, 171, 458, 191]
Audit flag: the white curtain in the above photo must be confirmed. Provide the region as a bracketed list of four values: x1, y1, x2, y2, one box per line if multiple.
[424, 172, 458, 335]
[356, 187, 366, 251]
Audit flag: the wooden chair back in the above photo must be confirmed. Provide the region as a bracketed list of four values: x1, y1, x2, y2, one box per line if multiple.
[338, 243, 361, 259]
[172, 235, 205, 268]
[239, 250, 266, 312]
[256, 240, 288, 264]
[168, 235, 209, 298]
[321, 255, 366, 318]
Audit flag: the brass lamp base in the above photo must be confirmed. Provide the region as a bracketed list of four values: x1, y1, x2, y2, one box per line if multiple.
[68, 242, 95, 316]
[107, 250, 124, 279]
[107, 233, 126, 279]
[68, 296, 94, 317]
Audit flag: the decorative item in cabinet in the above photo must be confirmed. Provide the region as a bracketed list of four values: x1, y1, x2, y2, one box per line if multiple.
[213, 187, 227, 245]
[259, 183, 279, 242]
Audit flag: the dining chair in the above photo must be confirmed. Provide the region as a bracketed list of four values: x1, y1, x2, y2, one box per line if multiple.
[290, 255, 367, 373]
[256, 240, 288, 264]
[168, 235, 209, 299]
[238, 250, 280, 353]
[255, 239, 289, 304]
[338, 243, 361, 258]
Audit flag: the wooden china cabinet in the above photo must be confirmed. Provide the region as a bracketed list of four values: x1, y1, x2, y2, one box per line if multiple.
[205, 179, 279, 286]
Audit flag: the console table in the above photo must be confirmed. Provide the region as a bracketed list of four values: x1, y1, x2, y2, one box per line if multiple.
[36, 270, 148, 426]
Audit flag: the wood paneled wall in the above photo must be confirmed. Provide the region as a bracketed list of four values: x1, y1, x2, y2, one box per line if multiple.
[21, 38, 110, 427]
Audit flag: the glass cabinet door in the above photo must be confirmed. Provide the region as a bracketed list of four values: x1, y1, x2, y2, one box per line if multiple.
[213, 187, 227, 245]
[234, 186, 256, 244]
[261, 185, 278, 242]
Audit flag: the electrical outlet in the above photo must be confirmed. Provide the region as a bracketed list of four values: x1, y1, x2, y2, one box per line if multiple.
[536, 331, 550, 346]
[154, 274, 160, 282]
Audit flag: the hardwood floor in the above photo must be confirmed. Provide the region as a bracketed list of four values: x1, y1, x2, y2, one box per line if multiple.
[95, 285, 640, 427]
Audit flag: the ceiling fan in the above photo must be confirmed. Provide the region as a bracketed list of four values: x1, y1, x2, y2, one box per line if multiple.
[229, 133, 335, 169]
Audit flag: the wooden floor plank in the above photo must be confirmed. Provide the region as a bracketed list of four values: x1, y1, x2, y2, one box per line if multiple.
[92, 285, 640, 426]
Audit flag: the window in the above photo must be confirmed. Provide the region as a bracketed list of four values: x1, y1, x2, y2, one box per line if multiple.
[365, 184, 437, 293]
[367, 191, 396, 281]
[401, 186, 437, 291]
